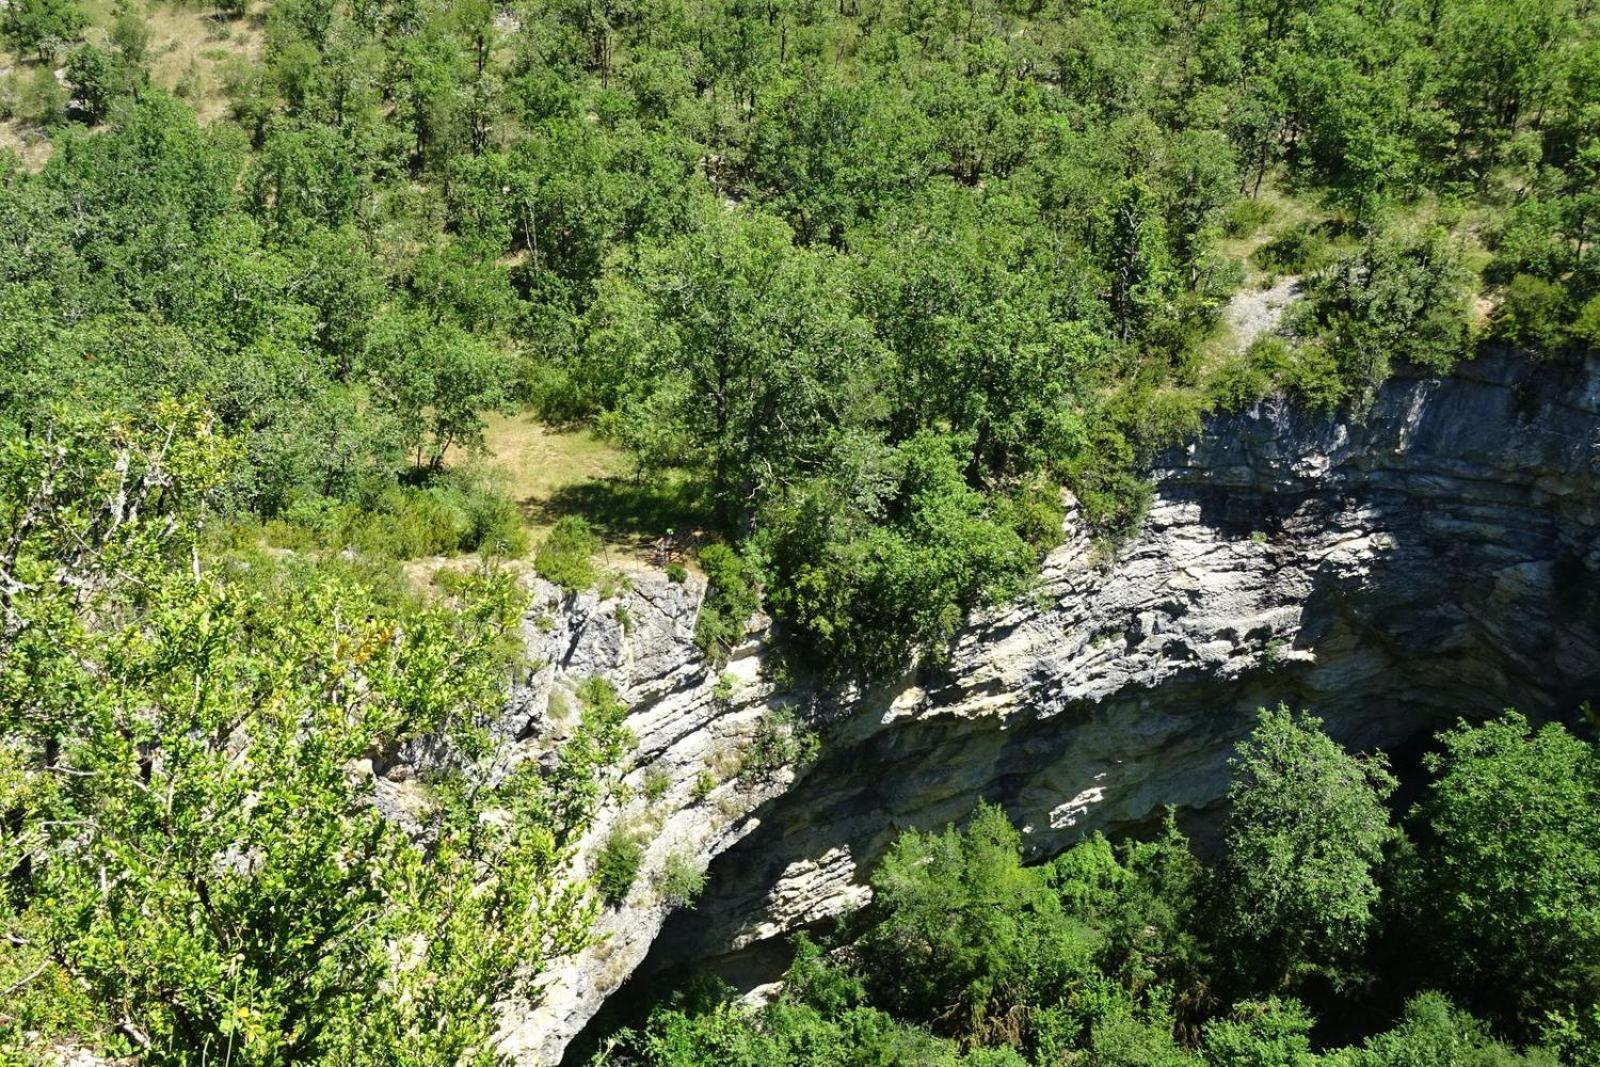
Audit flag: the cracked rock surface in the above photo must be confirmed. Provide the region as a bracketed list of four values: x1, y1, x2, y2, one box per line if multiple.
[496, 349, 1600, 1064]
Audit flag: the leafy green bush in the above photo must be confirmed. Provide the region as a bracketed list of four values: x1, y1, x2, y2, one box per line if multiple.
[738, 710, 819, 784]
[1572, 295, 1600, 351]
[642, 766, 671, 801]
[0, 412, 611, 1063]
[996, 479, 1067, 553]
[535, 516, 603, 592]
[1062, 424, 1153, 537]
[1253, 222, 1339, 275]
[594, 828, 644, 906]
[1223, 197, 1277, 237]
[261, 474, 528, 561]
[1294, 225, 1473, 407]
[693, 543, 761, 661]
[763, 433, 1037, 676]
[1207, 352, 1275, 412]
[65, 43, 122, 124]
[656, 850, 706, 908]
[1, 0, 87, 60]
[1494, 274, 1572, 356]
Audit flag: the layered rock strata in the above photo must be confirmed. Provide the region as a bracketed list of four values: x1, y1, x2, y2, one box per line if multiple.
[496, 349, 1600, 1064]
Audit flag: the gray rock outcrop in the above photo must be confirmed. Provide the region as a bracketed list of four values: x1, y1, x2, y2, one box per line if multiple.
[496, 349, 1600, 1064]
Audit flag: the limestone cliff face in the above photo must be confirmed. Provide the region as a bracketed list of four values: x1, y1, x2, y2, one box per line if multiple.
[496, 349, 1600, 1064]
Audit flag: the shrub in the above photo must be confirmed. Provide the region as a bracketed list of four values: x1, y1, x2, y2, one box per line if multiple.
[642, 766, 671, 801]
[536, 516, 602, 592]
[739, 710, 819, 784]
[22, 65, 67, 126]
[1294, 225, 1472, 406]
[1252, 222, 1337, 275]
[458, 483, 528, 556]
[692, 769, 716, 800]
[1062, 424, 1152, 538]
[65, 43, 119, 123]
[693, 543, 760, 661]
[2, 0, 88, 61]
[763, 433, 1037, 675]
[656, 849, 706, 908]
[260, 474, 528, 561]
[665, 561, 688, 583]
[593, 828, 644, 906]
[1224, 196, 1277, 237]
[1572, 294, 1600, 351]
[1494, 273, 1571, 356]
[996, 479, 1066, 553]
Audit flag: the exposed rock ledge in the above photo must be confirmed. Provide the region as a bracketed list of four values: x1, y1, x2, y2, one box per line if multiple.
[492, 349, 1600, 1065]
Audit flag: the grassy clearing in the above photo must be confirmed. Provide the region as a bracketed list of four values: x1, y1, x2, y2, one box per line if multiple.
[464, 412, 630, 543]
[144, 2, 265, 124]
[454, 411, 708, 564]
[0, 0, 262, 169]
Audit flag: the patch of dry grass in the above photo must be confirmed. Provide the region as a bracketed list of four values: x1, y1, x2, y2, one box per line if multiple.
[142, 2, 264, 124]
[0, 0, 263, 171]
[451, 411, 709, 565]
[467, 413, 630, 531]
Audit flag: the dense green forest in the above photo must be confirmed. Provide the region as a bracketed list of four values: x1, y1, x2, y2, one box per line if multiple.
[3, 0, 1600, 670]
[2, 0, 1600, 1060]
[594, 708, 1600, 1066]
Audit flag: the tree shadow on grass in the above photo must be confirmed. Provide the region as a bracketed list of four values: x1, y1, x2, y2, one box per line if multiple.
[522, 475, 712, 553]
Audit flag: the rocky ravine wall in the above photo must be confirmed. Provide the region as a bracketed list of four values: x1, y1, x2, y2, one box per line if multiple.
[491, 349, 1600, 1065]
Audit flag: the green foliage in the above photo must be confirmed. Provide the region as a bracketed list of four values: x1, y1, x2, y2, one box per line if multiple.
[737, 710, 818, 784]
[1494, 275, 1573, 357]
[693, 543, 761, 662]
[1202, 999, 1318, 1067]
[1220, 705, 1398, 994]
[1, 0, 86, 60]
[656, 850, 707, 909]
[536, 516, 603, 593]
[1339, 993, 1561, 1067]
[364, 309, 512, 471]
[1573, 296, 1600, 351]
[595, 828, 645, 907]
[12, 0, 1593, 674]
[604, 701, 1584, 1067]
[855, 804, 1124, 1047]
[64, 43, 123, 124]
[1404, 713, 1600, 1048]
[642, 766, 671, 802]
[762, 432, 1037, 676]
[263, 471, 528, 560]
[1254, 224, 1341, 277]
[0, 409, 608, 1064]
[1295, 226, 1474, 408]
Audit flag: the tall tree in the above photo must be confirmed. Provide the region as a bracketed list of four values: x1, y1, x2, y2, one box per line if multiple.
[1220, 705, 1398, 995]
[1407, 712, 1600, 1051]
